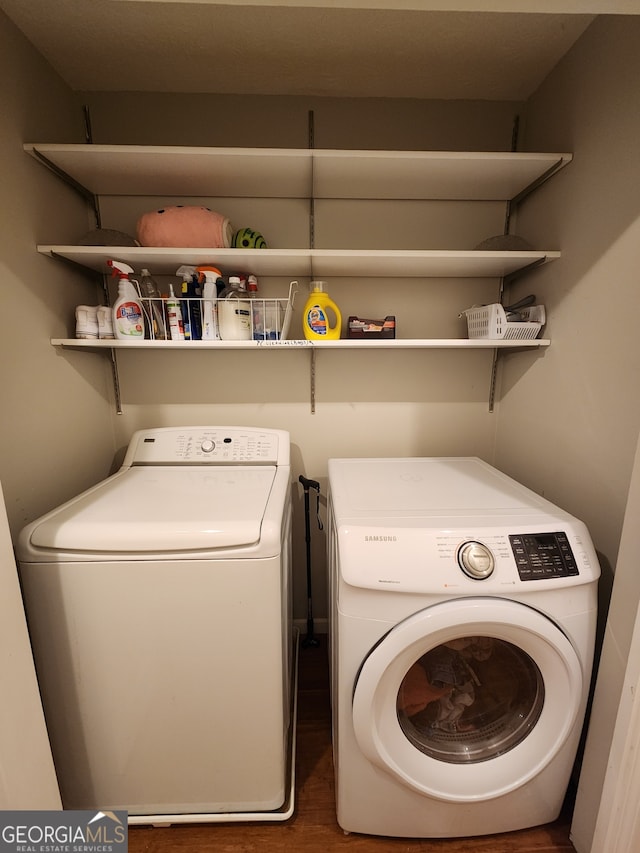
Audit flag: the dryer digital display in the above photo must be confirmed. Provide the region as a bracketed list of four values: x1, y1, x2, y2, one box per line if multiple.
[509, 532, 579, 580]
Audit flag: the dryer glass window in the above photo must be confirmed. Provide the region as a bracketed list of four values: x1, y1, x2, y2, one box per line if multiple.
[396, 637, 544, 764]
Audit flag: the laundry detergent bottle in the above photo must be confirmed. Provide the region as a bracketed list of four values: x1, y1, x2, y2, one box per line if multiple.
[218, 276, 252, 341]
[302, 281, 341, 340]
[108, 260, 145, 340]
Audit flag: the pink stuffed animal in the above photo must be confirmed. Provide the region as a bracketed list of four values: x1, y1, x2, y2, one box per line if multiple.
[136, 205, 233, 249]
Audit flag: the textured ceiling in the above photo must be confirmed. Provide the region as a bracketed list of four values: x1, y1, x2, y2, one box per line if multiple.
[0, 0, 609, 100]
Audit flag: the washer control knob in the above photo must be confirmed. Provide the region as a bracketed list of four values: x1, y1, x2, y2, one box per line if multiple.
[201, 439, 216, 453]
[457, 541, 495, 579]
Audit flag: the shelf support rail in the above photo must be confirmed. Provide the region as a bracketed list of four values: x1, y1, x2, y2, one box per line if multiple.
[505, 157, 569, 234]
[28, 147, 101, 229]
[108, 348, 124, 416]
[308, 109, 317, 414]
[511, 157, 570, 207]
[488, 348, 500, 413]
[489, 255, 548, 411]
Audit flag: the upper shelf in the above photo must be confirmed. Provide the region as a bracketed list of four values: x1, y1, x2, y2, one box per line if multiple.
[24, 144, 572, 201]
[38, 245, 560, 278]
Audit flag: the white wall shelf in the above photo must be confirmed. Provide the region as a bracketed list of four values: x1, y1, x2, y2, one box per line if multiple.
[51, 338, 550, 351]
[38, 245, 560, 279]
[25, 144, 571, 201]
[28, 141, 570, 412]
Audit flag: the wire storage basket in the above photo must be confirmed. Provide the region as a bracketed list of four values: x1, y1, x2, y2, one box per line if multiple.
[139, 281, 297, 342]
[462, 303, 542, 341]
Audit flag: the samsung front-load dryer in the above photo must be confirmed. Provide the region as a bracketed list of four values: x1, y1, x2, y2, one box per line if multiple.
[327, 457, 600, 838]
[17, 426, 294, 825]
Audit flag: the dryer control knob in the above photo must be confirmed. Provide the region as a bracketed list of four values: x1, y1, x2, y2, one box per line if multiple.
[457, 541, 495, 579]
[201, 439, 216, 453]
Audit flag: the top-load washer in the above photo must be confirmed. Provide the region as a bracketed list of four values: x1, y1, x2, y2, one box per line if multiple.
[328, 456, 600, 839]
[17, 426, 294, 825]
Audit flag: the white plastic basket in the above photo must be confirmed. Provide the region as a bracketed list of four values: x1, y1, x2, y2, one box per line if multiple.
[462, 303, 542, 341]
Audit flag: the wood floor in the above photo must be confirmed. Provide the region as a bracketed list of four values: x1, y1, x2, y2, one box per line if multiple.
[127, 637, 576, 853]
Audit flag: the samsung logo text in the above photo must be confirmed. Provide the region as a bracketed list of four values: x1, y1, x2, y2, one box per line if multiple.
[364, 535, 398, 542]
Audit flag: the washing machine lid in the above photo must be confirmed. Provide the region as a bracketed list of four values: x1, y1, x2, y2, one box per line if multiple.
[27, 466, 278, 553]
[328, 457, 570, 525]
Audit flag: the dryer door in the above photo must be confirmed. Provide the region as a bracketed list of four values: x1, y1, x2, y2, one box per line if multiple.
[352, 597, 583, 803]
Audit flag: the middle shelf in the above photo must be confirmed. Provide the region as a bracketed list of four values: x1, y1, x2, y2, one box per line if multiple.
[51, 338, 550, 350]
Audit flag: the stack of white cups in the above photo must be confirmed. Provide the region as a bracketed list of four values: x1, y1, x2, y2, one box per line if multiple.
[75, 305, 114, 339]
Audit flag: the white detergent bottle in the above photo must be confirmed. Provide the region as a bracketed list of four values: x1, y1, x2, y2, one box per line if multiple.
[108, 260, 145, 340]
[218, 276, 252, 341]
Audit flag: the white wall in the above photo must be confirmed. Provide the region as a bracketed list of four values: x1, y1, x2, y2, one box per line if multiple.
[492, 16, 640, 851]
[495, 15, 640, 575]
[0, 11, 117, 536]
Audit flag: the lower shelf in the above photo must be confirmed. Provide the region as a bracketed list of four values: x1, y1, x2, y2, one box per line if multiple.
[51, 338, 550, 350]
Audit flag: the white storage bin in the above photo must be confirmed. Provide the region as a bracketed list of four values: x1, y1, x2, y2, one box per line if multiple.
[462, 303, 542, 341]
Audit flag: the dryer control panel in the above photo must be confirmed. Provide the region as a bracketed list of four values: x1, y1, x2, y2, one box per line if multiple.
[509, 532, 579, 580]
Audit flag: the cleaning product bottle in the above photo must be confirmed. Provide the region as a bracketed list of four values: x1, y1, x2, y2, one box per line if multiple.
[247, 274, 264, 340]
[166, 283, 185, 341]
[218, 275, 252, 341]
[139, 268, 166, 340]
[108, 260, 145, 340]
[176, 265, 202, 341]
[247, 275, 258, 297]
[302, 281, 341, 340]
[196, 265, 224, 341]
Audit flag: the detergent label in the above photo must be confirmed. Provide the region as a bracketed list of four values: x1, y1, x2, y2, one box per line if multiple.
[116, 301, 144, 336]
[307, 306, 327, 335]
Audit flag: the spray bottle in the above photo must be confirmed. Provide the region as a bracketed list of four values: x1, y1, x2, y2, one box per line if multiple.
[196, 265, 225, 341]
[302, 281, 341, 340]
[108, 260, 145, 340]
[139, 268, 166, 340]
[166, 284, 185, 341]
[176, 265, 202, 340]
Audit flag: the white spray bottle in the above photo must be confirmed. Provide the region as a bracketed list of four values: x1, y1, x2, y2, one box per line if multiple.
[166, 283, 185, 341]
[196, 265, 224, 340]
[176, 264, 201, 340]
[108, 260, 145, 340]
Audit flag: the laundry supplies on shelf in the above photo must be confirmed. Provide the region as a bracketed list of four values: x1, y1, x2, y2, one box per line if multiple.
[461, 301, 545, 341]
[218, 276, 252, 341]
[109, 260, 145, 340]
[302, 281, 342, 340]
[166, 284, 185, 341]
[198, 265, 224, 341]
[139, 268, 166, 340]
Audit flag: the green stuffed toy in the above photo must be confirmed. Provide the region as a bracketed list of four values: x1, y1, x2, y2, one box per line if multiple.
[232, 227, 267, 249]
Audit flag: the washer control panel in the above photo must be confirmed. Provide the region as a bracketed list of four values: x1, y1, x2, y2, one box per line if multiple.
[509, 532, 579, 580]
[124, 427, 288, 466]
